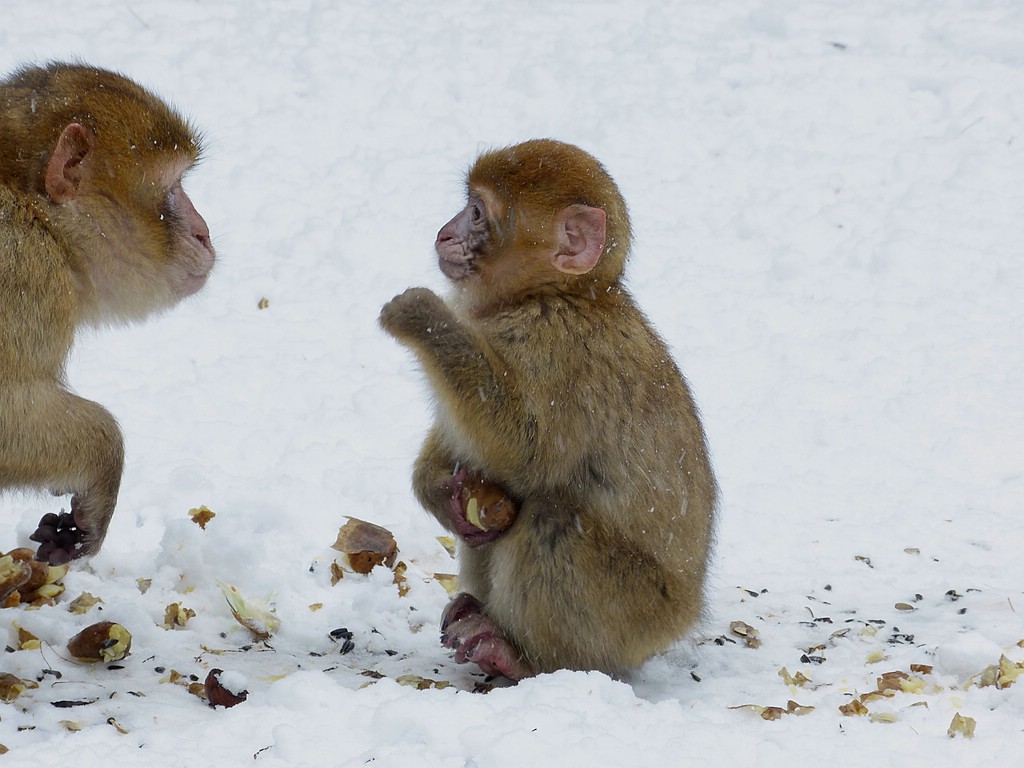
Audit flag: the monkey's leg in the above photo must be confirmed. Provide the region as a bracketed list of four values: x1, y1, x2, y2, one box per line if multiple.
[485, 507, 691, 676]
[0, 383, 123, 563]
[441, 592, 534, 681]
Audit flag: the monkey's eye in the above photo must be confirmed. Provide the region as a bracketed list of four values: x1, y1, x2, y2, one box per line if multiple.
[470, 202, 485, 224]
[159, 181, 183, 223]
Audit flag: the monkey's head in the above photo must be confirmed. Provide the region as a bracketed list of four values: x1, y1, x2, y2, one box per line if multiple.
[437, 139, 632, 310]
[0, 62, 216, 324]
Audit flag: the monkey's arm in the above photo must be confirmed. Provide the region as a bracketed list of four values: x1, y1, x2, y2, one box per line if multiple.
[413, 426, 516, 547]
[380, 287, 531, 473]
[0, 382, 123, 563]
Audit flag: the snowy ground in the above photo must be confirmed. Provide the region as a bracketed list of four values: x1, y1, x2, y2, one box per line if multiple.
[1, 1, 1023, 765]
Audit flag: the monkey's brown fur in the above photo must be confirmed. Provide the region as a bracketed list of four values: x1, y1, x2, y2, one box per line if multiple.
[0, 62, 214, 563]
[381, 139, 716, 677]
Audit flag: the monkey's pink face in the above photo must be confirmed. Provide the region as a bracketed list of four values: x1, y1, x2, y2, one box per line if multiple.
[166, 179, 216, 297]
[435, 192, 492, 281]
[68, 159, 217, 323]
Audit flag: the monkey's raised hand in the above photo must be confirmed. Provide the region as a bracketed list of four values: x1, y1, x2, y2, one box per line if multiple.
[447, 468, 517, 548]
[378, 287, 452, 343]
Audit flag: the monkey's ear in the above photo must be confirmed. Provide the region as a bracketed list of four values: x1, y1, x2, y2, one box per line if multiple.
[553, 205, 607, 275]
[45, 123, 95, 203]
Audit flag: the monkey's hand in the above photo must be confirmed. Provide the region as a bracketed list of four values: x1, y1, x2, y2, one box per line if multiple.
[447, 468, 517, 547]
[29, 495, 106, 564]
[441, 593, 534, 681]
[30, 511, 84, 564]
[378, 287, 452, 343]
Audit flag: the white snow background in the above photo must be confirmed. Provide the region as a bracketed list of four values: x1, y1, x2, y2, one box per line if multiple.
[1, 1, 1023, 765]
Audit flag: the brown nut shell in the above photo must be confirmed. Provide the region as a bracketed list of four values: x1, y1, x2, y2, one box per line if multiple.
[67, 621, 132, 663]
[22, 560, 51, 592]
[331, 517, 398, 574]
[5, 548, 37, 562]
[0, 556, 32, 604]
[205, 668, 247, 708]
[460, 478, 517, 532]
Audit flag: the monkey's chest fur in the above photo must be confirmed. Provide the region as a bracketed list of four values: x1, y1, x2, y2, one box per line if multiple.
[432, 291, 713, 674]
[441, 292, 702, 550]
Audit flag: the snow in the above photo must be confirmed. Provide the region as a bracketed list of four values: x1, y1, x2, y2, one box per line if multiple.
[2, 0, 1023, 764]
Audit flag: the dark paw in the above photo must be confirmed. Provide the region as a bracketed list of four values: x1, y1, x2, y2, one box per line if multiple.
[29, 511, 86, 565]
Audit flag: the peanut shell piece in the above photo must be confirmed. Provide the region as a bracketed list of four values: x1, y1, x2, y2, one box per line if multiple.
[67, 621, 132, 662]
[205, 668, 247, 708]
[459, 477, 517, 532]
[331, 517, 398, 574]
[0, 555, 32, 603]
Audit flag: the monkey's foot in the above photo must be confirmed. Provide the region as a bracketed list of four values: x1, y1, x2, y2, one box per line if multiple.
[29, 511, 86, 565]
[440, 593, 534, 682]
[447, 468, 516, 548]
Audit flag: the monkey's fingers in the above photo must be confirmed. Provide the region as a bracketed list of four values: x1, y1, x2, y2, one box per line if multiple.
[463, 635, 533, 681]
[440, 591, 484, 631]
[29, 510, 88, 564]
[439, 593, 532, 681]
[378, 287, 446, 340]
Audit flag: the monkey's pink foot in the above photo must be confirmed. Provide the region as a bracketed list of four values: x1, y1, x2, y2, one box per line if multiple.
[447, 468, 515, 548]
[440, 593, 534, 681]
[29, 509, 88, 564]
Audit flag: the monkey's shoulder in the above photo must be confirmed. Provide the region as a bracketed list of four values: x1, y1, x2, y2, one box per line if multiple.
[480, 290, 643, 342]
[478, 292, 691, 417]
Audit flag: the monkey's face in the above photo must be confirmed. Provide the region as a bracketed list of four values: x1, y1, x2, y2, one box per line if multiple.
[435, 191, 494, 281]
[155, 173, 216, 298]
[435, 186, 559, 303]
[61, 147, 216, 323]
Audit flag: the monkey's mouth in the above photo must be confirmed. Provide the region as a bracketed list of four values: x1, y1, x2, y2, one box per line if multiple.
[437, 253, 475, 281]
[180, 270, 211, 296]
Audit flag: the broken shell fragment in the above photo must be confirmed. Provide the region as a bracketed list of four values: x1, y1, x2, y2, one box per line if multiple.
[188, 505, 216, 529]
[162, 602, 196, 629]
[67, 592, 103, 615]
[948, 712, 976, 739]
[6, 549, 49, 592]
[67, 621, 133, 663]
[16, 626, 41, 651]
[205, 668, 248, 708]
[0, 549, 68, 606]
[218, 580, 280, 639]
[0, 555, 32, 603]
[0, 673, 38, 703]
[331, 517, 398, 574]
[434, 573, 459, 596]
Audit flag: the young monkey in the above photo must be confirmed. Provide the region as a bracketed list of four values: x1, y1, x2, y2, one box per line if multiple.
[380, 139, 717, 680]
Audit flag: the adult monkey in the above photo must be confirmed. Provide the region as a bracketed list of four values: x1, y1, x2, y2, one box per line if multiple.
[0, 62, 216, 564]
[380, 139, 717, 680]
